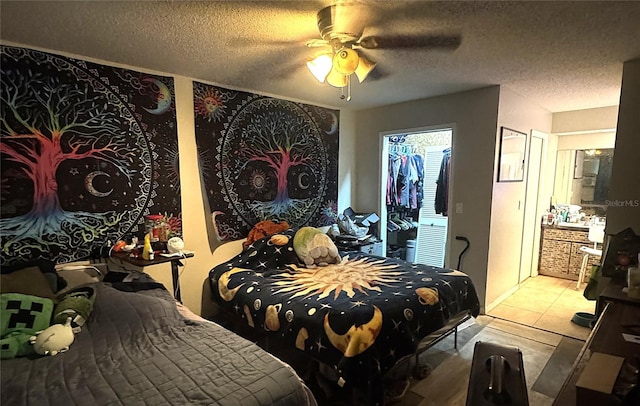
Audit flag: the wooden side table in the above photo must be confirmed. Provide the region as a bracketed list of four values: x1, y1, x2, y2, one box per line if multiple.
[109, 251, 194, 302]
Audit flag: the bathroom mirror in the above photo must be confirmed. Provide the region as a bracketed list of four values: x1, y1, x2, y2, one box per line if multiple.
[553, 148, 614, 215]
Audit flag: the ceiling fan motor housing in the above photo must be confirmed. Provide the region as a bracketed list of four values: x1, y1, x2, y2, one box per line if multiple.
[317, 4, 365, 46]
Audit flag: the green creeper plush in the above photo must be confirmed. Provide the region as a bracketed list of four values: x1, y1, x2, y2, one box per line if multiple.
[1, 293, 54, 359]
[293, 227, 341, 267]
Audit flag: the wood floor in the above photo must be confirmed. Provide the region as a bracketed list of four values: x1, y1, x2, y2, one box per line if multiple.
[306, 275, 594, 405]
[310, 314, 585, 405]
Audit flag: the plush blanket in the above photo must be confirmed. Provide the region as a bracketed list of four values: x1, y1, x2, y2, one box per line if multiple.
[1, 282, 313, 406]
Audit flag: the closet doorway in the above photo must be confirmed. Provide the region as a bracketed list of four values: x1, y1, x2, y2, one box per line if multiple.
[379, 128, 453, 267]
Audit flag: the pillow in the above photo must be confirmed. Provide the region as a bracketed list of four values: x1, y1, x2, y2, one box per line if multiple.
[293, 226, 340, 267]
[56, 269, 101, 296]
[0, 266, 58, 302]
[1, 259, 66, 293]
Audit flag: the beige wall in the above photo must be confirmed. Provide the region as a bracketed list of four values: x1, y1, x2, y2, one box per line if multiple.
[556, 131, 616, 151]
[486, 87, 552, 307]
[608, 59, 640, 234]
[552, 105, 619, 134]
[353, 86, 501, 310]
[336, 109, 357, 214]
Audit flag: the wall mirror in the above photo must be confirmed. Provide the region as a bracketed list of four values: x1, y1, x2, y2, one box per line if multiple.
[553, 148, 614, 215]
[497, 127, 527, 182]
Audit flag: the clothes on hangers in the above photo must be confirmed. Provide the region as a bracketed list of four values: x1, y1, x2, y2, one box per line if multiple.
[435, 148, 451, 216]
[411, 154, 424, 210]
[386, 143, 424, 210]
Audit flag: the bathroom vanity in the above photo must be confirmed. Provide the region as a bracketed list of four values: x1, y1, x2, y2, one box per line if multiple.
[539, 223, 600, 281]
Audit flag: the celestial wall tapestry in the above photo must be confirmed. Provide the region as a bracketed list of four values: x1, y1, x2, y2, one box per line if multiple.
[0, 46, 181, 266]
[193, 82, 339, 241]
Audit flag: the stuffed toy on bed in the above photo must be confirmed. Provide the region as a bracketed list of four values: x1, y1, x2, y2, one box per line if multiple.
[293, 227, 340, 267]
[1, 293, 54, 359]
[244, 220, 291, 249]
[30, 317, 75, 356]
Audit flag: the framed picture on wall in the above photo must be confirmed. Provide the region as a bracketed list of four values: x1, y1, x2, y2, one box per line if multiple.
[497, 127, 527, 182]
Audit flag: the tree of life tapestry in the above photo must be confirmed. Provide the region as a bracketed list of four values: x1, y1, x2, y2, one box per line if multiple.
[0, 46, 181, 267]
[193, 81, 339, 241]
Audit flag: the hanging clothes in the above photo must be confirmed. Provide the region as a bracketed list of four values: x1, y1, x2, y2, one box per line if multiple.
[410, 153, 424, 209]
[386, 144, 424, 210]
[388, 152, 403, 206]
[435, 148, 451, 216]
[398, 154, 416, 208]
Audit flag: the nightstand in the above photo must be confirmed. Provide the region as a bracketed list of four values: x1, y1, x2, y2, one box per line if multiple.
[108, 252, 194, 302]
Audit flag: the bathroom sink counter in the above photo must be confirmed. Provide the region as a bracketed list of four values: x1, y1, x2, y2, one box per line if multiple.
[555, 222, 590, 230]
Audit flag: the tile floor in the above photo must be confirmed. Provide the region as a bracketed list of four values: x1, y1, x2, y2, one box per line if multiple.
[488, 275, 595, 340]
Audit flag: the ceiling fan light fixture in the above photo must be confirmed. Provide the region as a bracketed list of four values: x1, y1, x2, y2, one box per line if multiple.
[306, 54, 333, 83]
[326, 67, 348, 88]
[355, 54, 376, 83]
[333, 47, 359, 75]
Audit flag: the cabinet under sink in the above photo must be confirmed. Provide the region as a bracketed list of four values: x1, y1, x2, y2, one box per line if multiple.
[539, 225, 600, 281]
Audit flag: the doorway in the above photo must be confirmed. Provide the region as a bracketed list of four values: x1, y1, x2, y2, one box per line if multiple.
[518, 130, 545, 283]
[379, 128, 453, 267]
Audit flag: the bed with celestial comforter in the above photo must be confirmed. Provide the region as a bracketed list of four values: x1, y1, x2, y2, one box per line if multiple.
[1, 279, 314, 406]
[208, 228, 481, 401]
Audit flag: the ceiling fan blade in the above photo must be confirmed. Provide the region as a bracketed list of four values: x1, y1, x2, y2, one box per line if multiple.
[358, 34, 462, 50]
[305, 39, 330, 48]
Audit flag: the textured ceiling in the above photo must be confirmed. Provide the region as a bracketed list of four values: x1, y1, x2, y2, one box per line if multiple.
[1, 1, 640, 112]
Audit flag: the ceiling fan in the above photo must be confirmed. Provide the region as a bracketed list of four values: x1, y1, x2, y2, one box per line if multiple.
[305, 2, 462, 100]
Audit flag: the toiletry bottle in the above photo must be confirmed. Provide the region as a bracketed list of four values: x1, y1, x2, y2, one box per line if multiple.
[142, 233, 153, 260]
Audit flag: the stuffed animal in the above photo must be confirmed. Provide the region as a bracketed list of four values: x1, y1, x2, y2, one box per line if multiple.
[30, 317, 75, 356]
[1, 293, 54, 359]
[244, 220, 291, 249]
[293, 227, 340, 267]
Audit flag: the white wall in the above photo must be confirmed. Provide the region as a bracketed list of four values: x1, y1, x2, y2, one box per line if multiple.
[354, 86, 501, 310]
[486, 87, 552, 307]
[608, 59, 640, 234]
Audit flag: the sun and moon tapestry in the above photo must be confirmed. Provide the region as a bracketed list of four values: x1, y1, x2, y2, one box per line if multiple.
[193, 81, 340, 241]
[0, 46, 182, 267]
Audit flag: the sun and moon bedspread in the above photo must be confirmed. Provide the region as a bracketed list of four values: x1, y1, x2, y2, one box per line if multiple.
[209, 229, 480, 390]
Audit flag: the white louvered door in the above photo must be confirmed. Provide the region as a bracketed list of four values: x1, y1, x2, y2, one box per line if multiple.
[415, 146, 449, 267]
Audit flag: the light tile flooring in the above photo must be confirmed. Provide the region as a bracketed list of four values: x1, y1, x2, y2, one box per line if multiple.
[488, 275, 595, 340]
